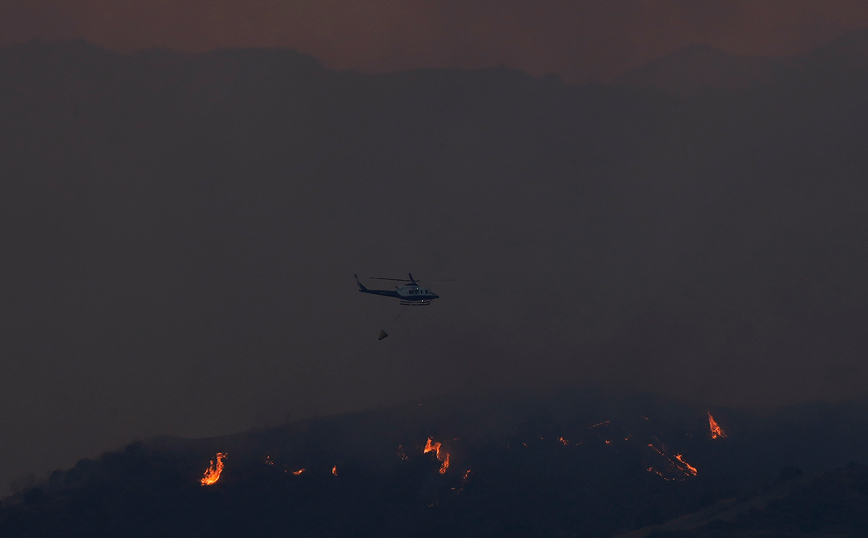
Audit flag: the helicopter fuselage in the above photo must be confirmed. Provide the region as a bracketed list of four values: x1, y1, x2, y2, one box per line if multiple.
[355, 275, 440, 305]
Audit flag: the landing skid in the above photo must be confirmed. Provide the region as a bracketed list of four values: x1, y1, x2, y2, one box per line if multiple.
[400, 300, 431, 306]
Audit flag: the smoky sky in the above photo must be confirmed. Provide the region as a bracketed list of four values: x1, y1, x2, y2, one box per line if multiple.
[4, 0, 868, 499]
[3, 0, 868, 82]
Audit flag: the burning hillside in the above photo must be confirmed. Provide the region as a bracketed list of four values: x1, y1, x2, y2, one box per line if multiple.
[2, 391, 868, 538]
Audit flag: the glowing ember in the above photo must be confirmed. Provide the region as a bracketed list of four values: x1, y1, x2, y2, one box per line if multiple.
[589, 420, 611, 429]
[708, 411, 727, 439]
[264, 455, 274, 466]
[455, 468, 472, 494]
[397, 445, 409, 460]
[332, 465, 338, 476]
[200, 452, 227, 486]
[647, 466, 669, 480]
[558, 437, 570, 446]
[292, 468, 306, 475]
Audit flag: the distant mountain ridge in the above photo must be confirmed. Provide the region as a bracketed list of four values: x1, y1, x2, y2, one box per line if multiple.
[616, 28, 868, 94]
[6, 30, 868, 101]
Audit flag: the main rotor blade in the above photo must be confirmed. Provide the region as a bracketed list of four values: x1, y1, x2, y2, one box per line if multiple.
[370, 277, 412, 282]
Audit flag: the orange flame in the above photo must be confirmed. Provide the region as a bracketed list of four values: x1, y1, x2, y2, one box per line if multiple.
[424, 438, 442, 459]
[708, 411, 727, 439]
[558, 437, 570, 446]
[292, 468, 305, 475]
[647, 443, 698, 480]
[439, 453, 450, 474]
[200, 452, 227, 486]
[424, 437, 451, 474]
[332, 465, 338, 476]
[675, 454, 698, 476]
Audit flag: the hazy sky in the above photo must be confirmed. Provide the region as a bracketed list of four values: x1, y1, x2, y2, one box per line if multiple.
[4, 0, 868, 82]
[4, 0, 868, 497]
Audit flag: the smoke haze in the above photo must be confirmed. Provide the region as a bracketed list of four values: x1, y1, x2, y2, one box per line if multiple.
[4, 1, 868, 82]
[2, 30, 868, 492]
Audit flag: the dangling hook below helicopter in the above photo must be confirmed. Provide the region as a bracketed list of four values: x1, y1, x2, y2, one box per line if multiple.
[356, 273, 443, 340]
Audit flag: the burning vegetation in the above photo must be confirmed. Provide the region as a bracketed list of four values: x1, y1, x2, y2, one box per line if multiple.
[198, 409, 720, 502]
[200, 452, 227, 486]
[8, 397, 868, 538]
[708, 411, 727, 439]
[647, 443, 698, 480]
[675, 454, 698, 476]
[424, 437, 451, 474]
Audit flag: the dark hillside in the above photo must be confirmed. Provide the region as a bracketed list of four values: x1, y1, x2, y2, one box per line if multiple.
[2, 392, 867, 537]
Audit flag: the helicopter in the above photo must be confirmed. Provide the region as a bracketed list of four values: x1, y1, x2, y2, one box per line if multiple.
[355, 273, 440, 306]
